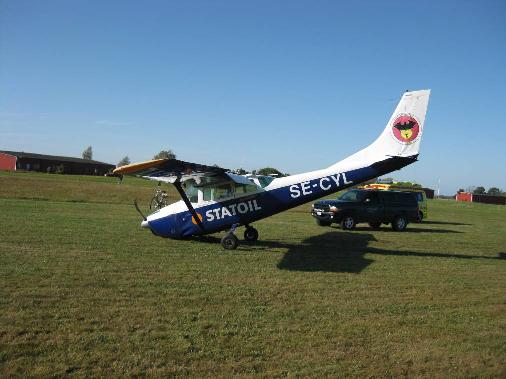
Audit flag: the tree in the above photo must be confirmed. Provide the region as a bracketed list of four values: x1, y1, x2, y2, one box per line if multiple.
[117, 156, 131, 167]
[82, 146, 93, 160]
[487, 187, 502, 196]
[458, 188, 465, 193]
[473, 186, 486, 195]
[234, 168, 248, 175]
[153, 150, 176, 160]
[257, 167, 284, 177]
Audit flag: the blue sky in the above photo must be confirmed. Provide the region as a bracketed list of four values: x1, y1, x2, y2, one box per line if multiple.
[0, 0, 505, 194]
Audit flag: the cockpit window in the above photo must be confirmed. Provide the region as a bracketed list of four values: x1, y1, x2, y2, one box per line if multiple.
[247, 175, 275, 188]
[236, 183, 259, 195]
[182, 180, 199, 203]
[184, 177, 260, 203]
[214, 183, 234, 200]
[257, 176, 274, 188]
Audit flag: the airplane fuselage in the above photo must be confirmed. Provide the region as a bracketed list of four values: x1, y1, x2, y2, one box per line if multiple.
[145, 155, 416, 238]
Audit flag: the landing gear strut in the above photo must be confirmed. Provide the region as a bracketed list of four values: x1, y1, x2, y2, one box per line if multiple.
[220, 224, 259, 250]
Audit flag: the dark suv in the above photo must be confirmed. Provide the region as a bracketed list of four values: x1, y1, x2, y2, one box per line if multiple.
[311, 189, 419, 231]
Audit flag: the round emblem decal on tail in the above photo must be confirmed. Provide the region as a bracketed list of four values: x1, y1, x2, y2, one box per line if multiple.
[391, 114, 420, 144]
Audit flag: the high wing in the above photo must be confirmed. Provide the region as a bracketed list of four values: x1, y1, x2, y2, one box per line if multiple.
[113, 158, 230, 183]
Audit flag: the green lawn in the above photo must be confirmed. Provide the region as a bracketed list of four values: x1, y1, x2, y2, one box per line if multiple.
[1, 171, 505, 377]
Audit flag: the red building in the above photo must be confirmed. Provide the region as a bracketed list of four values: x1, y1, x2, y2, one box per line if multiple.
[456, 192, 473, 202]
[0, 152, 17, 170]
[456, 192, 506, 205]
[0, 150, 115, 175]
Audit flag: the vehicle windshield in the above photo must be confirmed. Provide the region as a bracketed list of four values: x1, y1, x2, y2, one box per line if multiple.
[337, 189, 366, 202]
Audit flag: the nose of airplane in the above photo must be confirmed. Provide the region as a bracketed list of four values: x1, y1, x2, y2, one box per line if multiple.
[141, 215, 180, 238]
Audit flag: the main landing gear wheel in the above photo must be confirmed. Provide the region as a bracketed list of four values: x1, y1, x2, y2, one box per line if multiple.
[221, 233, 239, 250]
[244, 227, 259, 242]
[221, 223, 240, 250]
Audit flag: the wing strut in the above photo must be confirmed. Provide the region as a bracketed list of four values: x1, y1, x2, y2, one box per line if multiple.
[173, 178, 205, 231]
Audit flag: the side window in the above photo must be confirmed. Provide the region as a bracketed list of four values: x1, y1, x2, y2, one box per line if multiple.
[401, 193, 416, 204]
[202, 187, 214, 201]
[236, 184, 258, 195]
[197, 181, 261, 202]
[257, 176, 275, 188]
[214, 183, 234, 200]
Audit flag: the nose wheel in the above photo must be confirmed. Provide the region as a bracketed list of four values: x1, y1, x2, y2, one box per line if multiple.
[220, 225, 259, 249]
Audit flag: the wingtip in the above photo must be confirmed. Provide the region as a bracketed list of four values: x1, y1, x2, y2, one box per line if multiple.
[113, 158, 167, 174]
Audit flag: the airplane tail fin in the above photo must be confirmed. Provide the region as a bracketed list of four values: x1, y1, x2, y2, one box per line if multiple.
[330, 89, 431, 170]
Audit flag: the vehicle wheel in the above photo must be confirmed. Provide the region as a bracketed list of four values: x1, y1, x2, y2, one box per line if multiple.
[369, 222, 381, 229]
[244, 227, 259, 242]
[221, 233, 239, 250]
[341, 215, 356, 230]
[315, 219, 332, 227]
[392, 216, 407, 231]
[416, 211, 423, 223]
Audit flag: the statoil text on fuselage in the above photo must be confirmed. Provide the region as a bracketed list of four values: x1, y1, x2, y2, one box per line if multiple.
[206, 199, 262, 221]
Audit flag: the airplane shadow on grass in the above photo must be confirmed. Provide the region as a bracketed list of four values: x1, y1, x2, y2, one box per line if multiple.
[196, 229, 504, 274]
[351, 226, 463, 234]
[422, 220, 473, 226]
[275, 231, 505, 273]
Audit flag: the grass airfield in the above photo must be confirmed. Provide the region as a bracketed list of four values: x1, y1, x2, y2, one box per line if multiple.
[1, 171, 505, 377]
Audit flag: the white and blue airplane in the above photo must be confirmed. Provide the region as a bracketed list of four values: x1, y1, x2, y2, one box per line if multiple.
[114, 89, 431, 249]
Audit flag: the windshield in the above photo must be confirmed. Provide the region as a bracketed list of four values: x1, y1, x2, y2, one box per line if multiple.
[182, 179, 199, 203]
[337, 190, 366, 202]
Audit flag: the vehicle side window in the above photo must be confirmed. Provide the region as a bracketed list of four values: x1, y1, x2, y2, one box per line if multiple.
[338, 190, 364, 202]
[400, 193, 417, 204]
[380, 192, 394, 204]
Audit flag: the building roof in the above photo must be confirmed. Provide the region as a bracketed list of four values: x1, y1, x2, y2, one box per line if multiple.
[0, 150, 115, 167]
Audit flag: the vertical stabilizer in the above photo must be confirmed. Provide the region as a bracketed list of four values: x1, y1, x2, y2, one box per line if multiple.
[329, 89, 431, 171]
